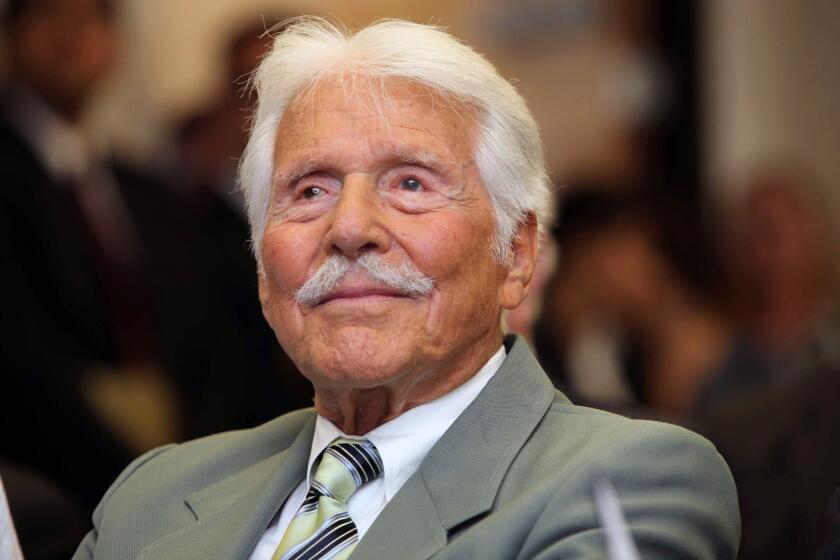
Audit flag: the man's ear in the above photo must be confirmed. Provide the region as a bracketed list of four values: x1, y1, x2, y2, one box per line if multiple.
[499, 212, 539, 310]
[257, 267, 273, 325]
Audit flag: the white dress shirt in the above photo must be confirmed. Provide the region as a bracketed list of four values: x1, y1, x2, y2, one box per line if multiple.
[2, 84, 96, 179]
[248, 345, 506, 559]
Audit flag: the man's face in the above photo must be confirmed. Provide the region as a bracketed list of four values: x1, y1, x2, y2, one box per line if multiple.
[736, 185, 827, 292]
[8, 0, 117, 116]
[259, 78, 525, 393]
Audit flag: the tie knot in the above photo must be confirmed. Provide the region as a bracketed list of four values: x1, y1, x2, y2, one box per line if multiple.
[311, 438, 383, 503]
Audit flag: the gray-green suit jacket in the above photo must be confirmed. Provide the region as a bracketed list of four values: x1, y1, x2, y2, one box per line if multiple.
[74, 336, 740, 559]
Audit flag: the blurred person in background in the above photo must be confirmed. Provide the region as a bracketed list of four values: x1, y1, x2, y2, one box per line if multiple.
[0, 0, 164, 507]
[534, 178, 840, 558]
[817, 488, 840, 560]
[171, 18, 311, 427]
[0, 0, 294, 543]
[0, 0, 208, 509]
[693, 166, 840, 560]
[727, 166, 840, 388]
[0, 0, 180, 556]
[535, 187, 750, 414]
[175, 20, 279, 202]
[1, 7, 312, 543]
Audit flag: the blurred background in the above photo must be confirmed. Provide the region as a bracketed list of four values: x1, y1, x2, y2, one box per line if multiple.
[0, 0, 838, 558]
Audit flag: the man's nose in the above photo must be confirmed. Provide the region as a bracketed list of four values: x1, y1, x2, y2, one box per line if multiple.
[322, 174, 391, 257]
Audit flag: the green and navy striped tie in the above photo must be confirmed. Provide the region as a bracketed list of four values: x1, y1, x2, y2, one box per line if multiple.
[272, 438, 384, 560]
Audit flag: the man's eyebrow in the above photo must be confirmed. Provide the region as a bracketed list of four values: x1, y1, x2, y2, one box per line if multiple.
[272, 149, 456, 185]
[273, 160, 319, 186]
[392, 149, 454, 172]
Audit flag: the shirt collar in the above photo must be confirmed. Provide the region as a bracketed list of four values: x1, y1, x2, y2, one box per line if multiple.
[307, 345, 507, 500]
[1, 83, 98, 180]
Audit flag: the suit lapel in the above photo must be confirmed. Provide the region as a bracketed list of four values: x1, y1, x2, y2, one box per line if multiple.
[350, 473, 448, 560]
[139, 415, 316, 560]
[352, 335, 557, 560]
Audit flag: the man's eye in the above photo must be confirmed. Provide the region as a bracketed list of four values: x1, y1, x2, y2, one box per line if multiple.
[301, 186, 325, 199]
[400, 178, 423, 192]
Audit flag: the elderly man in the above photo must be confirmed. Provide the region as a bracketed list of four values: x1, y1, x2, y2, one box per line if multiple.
[74, 18, 739, 559]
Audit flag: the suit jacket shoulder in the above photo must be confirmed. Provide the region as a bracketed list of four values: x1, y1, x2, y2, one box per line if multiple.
[75, 408, 317, 560]
[101, 407, 315, 502]
[353, 337, 740, 560]
[75, 336, 740, 559]
[499, 400, 740, 559]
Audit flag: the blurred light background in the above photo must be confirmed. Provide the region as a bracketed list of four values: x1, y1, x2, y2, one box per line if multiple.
[85, 0, 840, 213]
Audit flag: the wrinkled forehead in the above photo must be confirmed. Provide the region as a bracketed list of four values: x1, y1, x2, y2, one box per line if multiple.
[274, 75, 479, 164]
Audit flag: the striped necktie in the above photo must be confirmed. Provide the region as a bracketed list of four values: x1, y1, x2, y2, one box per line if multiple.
[273, 438, 384, 560]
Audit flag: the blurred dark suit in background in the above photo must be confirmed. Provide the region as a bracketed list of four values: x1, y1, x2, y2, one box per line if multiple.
[169, 18, 312, 433]
[0, 3, 309, 558]
[694, 366, 840, 559]
[817, 488, 840, 560]
[0, 0, 146, 517]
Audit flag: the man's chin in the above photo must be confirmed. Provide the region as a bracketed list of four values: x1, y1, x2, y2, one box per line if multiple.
[305, 332, 421, 388]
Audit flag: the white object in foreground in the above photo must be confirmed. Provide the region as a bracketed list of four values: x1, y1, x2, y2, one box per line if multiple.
[0, 475, 24, 560]
[593, 477, 641, 560]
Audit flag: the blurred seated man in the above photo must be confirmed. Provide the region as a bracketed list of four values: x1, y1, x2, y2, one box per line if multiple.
[0, 0, 189, 512]
[817, 488, 840, 560]
[696, 362, 840, 560]
[726, 166, 840, 388]
[537, 189, 749, 414]
[693, 166, 840, 560]
[74, 18, 740, 560]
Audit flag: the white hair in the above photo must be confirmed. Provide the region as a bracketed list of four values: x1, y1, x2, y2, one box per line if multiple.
[295, 252, 434, 307]
[239, 17, 553, 265]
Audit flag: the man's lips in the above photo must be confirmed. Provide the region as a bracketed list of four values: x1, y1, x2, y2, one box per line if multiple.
[318, 286, 408, 305]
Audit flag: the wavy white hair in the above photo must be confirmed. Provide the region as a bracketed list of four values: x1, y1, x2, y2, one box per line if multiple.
[239, 17, 553, 265]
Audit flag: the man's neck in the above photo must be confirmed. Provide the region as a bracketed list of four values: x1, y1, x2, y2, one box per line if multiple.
[312, 331, 505, 435]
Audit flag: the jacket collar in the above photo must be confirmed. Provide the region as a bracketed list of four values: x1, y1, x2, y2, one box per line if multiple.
[351, 334, 558, 559]
[139, 414, 316, 560]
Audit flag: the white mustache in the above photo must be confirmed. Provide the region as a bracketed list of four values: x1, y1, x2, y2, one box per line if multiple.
[295, 253, 435, 307]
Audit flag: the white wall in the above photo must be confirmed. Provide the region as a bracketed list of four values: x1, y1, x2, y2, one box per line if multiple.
[95, 0, 474, 161]
[93, 0, 643, 181]
[705, 0, 840, 207]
